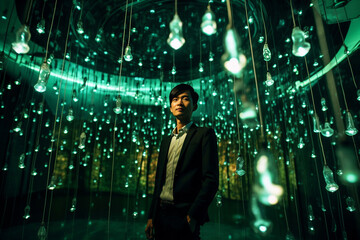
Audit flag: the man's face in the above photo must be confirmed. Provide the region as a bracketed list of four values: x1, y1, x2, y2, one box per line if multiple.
[170, 91, 196, 122]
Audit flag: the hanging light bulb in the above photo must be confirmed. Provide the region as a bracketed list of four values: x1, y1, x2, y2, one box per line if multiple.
[37, 102, 44, 115]
[18, 153, 26, 169]
[336, 144, 360, 184]
[167, 14, 185, 50]
[345, 111, 358, 136]
[312, 113, 321, 133]
[95, 28, 103, 42]
[265, 72, 274, 87]
[221, 25, 247, 75]
[323, 165, 339, 192]
[113, 96, 122, 114]
[291, 27, 311, 57]
[66, 107, 74, 122]
[236, 155, 246, 176]
[36, 19, 46, 34]
[78, 132, 86, 149]
[38, 223, 47, 240]
[198, 62, 204, 73]
[321, 121, 334, 137]
[253, 150, 284, 205]
[201, 5, 217, 36]
[124, 46, 133, 61]
[72, 89, 79, 102]
[52, 81, 58, 91]
[357, 89, 360, 101]
[12, 25, 31, 54]
[251, 196, 273, 235]
[215, 192, 222, 207]
[48, 175, 57, 190]
[13, 120, 22, 132]
[0, 51, 4, 71]
[308, 204, 315, 221]
[297, 137, 305, 149]
[70, 197, 77, 212]
[321, 98, 328, 111]
[263, 43, 271, 61]
[346, 197, 356, 212]
[34, 54, 54, 93]
[77, 20, 84, 34]
[171, 66, 176, 75]
[23, 205, 31, 219]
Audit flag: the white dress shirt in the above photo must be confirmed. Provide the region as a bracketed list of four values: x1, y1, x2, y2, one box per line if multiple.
[160, 122, 193, 201]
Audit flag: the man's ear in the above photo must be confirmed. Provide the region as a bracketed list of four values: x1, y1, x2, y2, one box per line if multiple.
[193, 104, 198, 112]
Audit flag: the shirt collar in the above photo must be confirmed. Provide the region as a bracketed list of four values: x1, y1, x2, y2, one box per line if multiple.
[171, 121, 193, 137]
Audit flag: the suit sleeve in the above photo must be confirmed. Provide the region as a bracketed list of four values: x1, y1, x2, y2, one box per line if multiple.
[148, 138, 166, 220]
[188, 128, 219, 223]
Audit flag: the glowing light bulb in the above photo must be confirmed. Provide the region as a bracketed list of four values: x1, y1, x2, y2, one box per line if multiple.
[37, 102, 44, 115]
[216, 192, 222, 207]
[13, 121, 22, 132]
[345, 111, 358, 136]
[265, 72, 274, 86]
[221, 26, 246, 75]
[113, 96, 122, 114]
[236, 156, 246, 176]
[201, 5, 217, 36]
[23, 205, 31, 219]
[323, 165, 339, 192]
[95, 28, 103, 42]
[34, 55, 53, 93]
[357, 89, 360, 101]
[124, 46, 133, 61]
[263, 43, 271, 61]
[167, 14, 185, 50]
[38, 223, 47, 240]
[12, 25, 31, 54]
[321, 122, 334, 137]
[291, 27, 311, 57]
[36, 19, 45, 34]
[66, 107, 74, 121]
[321, 98, 328, 111]
[48, 175, 57, 190]
[77, 20, 84, 34]
[198, 62, 204, 73]
[70, 197, 77, 212]
[312, 113, 321, 133]
[18, 153, 26, 169]
[346, 197, 356, 212]
[171, 66, 176, 75]
[72, 89, 79, 102]
[78, 132, 86, 149]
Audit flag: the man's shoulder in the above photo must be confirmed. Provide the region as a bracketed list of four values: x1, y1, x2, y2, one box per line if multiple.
[193, 126, 215, 134]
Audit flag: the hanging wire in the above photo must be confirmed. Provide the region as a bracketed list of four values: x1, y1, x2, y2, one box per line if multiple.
[126, 0, 134, 47]
[40, 0, 69, 225]
[110, 1, 129, 238]
[117, 0, 129, 93]
[260, 1, 270, 73]
[25, 0, 35, 24]
[2, 2, 15, 52]
[244, 0, 264, 139]
[289, 0, 297, 28]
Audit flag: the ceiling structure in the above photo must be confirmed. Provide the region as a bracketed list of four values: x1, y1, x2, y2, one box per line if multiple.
[1, 0, 360, 239]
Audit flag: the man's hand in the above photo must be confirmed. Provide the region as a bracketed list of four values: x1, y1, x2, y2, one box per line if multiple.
[145, 219, 154, 239]
[186, 215, 191, 223]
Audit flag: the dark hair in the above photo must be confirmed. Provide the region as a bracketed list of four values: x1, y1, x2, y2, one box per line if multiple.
[169, 84, 199, 106]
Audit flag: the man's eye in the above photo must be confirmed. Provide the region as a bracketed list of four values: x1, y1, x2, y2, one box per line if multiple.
[172, 98, 178, 102]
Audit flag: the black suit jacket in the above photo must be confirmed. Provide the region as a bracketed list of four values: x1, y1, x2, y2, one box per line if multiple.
[148, 124, 219, 225]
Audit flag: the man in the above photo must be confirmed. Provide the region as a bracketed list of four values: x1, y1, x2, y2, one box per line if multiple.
[145, 84, 219, 240]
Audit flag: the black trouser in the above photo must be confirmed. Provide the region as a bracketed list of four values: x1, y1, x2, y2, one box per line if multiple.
[154, 201, 200, 240]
